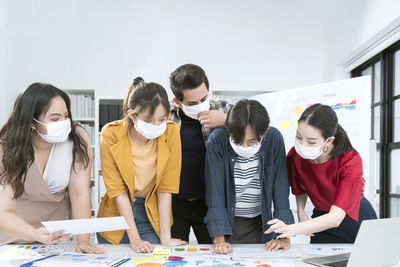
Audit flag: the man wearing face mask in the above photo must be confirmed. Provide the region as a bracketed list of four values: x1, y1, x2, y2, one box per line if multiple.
[169, 64, 232, 244]
[204, 100, 294, 254]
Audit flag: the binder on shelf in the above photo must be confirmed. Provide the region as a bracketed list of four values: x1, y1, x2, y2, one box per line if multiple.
[99, 104, 109, 131]
[108, 104, 119, 122]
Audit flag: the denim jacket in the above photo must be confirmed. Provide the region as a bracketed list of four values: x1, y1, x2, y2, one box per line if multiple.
[204, 126, 294, 243]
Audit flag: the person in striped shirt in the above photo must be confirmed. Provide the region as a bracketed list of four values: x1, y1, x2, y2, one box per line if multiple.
[204, 99, 294, 254]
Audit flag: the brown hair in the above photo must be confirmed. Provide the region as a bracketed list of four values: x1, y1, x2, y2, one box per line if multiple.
[122, 77, 170, 125]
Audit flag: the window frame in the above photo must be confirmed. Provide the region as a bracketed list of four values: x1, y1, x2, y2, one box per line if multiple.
[352, 39, 400, 218]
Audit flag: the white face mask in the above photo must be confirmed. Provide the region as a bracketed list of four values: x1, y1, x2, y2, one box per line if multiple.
[181, 97, 210, 120]
[294, 138, 331, 160]
[229, 138, 261, 158]
[33, 118, 71, 143]
[133, 117, 166, 140]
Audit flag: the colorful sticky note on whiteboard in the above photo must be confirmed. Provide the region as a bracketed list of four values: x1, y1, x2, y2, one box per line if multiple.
[294, 104, 304, 115]
[151, 248, 170, 260]
[280, 120, 290, 131]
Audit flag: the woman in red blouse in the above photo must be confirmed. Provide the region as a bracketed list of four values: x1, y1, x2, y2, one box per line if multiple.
[266, 104, 377, 243]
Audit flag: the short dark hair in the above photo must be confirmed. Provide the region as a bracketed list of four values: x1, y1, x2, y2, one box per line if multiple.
[298, 103, 357, 158]
[225, 99, 270, 144]
[169, 64, 209, 101]
[123, 77, 170, 124]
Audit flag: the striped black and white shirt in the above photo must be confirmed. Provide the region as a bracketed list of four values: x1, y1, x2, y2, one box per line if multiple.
[234, 152, 261, 218]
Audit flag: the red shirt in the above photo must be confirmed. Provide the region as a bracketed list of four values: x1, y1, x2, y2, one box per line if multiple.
[286, 148, 365, 221]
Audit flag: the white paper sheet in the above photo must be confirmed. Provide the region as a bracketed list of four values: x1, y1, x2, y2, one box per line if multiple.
[232, 247, 301, 258]
[41, 216, 129, 235]
[303, 245, 352, 255]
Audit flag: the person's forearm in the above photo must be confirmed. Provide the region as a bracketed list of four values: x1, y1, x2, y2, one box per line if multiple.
[0, 211, 37, 241]
[70, 193, 92, 244]
[115, 191, 141, 242]
[295, 193, 307, 214]
[157, 192, 172, 243]
[292, 211, 344, 235]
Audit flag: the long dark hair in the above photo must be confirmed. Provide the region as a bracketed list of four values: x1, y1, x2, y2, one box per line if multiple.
[0, 83, 90, 199]
[122, 77, 170, 127]
[225, 99, 270, 144]
[298, 103, 357, 159]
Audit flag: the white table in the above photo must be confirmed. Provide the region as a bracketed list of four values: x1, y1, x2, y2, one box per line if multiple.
[0, 243, 399, 266]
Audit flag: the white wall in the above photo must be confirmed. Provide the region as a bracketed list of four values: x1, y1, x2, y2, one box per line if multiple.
[0, 0, 325, 126]
[322, 0, 400, 81]
[2, 0, 399, 127]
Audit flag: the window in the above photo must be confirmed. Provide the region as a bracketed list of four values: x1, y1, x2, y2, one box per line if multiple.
[352, 40, 400, 218]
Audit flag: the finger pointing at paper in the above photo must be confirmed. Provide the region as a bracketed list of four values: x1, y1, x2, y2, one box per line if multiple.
[265, 219, 297, 239]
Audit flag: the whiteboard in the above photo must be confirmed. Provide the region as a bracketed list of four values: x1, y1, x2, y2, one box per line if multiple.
[250, 77, 375, 210]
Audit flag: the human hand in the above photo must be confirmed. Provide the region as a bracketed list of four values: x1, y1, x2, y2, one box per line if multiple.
[34, 227, 73, 245]
[264, 237, 291, 251]
[212, 241, 232, 254]
[131, 239, 154, 253]
[198, 110, 227, 128]
[76, 241, 106, 254]
[265, 219, 297, 239]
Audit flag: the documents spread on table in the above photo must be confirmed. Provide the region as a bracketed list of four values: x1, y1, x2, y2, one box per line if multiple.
[0, 244, 355, 267]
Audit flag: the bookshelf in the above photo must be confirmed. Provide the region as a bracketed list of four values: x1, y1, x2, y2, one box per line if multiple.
[66, 92, 123, 234]
[64, 89, 96, 217]
[65, 89, 97, 243]
[94, 97, 124, 219]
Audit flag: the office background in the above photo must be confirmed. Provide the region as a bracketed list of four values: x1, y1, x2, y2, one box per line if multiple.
[0, 0, 399, 218]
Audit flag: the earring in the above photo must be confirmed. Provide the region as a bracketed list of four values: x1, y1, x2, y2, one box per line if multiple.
[323, 146, 328, 153]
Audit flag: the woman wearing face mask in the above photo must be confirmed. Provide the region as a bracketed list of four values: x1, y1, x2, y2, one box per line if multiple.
[0, 83, 104, 254]
[96, 77, 187, 253]
[266, 104, 377, 243]
[204, 99, 294, 255]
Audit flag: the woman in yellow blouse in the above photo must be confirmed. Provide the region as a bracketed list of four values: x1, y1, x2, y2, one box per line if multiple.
[97, 77, 187, 253]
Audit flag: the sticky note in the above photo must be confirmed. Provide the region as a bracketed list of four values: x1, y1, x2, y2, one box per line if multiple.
[294, 105, 303, 115]
[151, 248, 171, 260]
[280, 120, 289, 131]
[7, 248, 25, 253]
[186, 248, 197, 252]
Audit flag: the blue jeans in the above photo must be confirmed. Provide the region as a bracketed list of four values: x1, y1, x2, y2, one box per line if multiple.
[97, 198, 160, 244]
